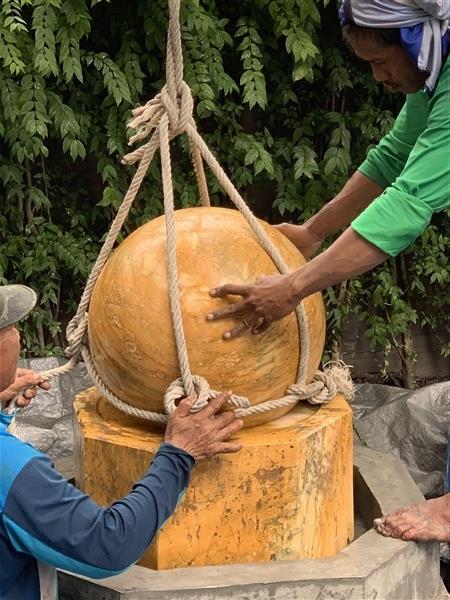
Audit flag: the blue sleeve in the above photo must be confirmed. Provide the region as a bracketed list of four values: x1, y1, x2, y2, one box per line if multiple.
[3, 443, 194, 578]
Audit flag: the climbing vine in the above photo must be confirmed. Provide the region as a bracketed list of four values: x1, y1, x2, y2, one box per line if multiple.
[0, 0, 448, 386]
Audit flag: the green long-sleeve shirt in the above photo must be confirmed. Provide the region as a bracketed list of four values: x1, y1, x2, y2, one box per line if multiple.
[352, 56, 450, 257]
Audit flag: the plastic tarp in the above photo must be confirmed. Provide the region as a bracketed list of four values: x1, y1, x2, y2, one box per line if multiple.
[352, 381, 449, 497]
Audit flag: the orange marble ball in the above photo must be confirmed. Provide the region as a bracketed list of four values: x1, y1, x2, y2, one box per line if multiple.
[88, 207, 326, 427]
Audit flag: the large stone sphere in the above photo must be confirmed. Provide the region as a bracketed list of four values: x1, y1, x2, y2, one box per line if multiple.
[88, 207, 326, 427]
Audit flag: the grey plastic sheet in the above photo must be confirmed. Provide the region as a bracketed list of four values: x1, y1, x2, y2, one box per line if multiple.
[352, 381, 450, 497]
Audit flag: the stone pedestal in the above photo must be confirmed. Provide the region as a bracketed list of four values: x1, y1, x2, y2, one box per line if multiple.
[59, 447, 443, 600]
[74, 388, 354, 570]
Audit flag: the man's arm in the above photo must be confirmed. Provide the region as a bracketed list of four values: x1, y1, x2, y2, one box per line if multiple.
[3, 444, 195, 577]
[289, 228, 387, 301]
[278, 95, 428, 257]
[351, 68, 450, 256]
[208, 86, 443, 336]
[209, 94, 448, 336]
[356, 94, 428, 191]
[2, 392, 242, 577]
[208, 228, 387, 338]
[305, 171, 384, 236]
[280, 171, 384, 257]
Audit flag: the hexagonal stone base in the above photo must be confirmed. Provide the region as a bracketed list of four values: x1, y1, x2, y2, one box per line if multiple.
[73, 388, 354, 569]
[59, 447, 444, 600]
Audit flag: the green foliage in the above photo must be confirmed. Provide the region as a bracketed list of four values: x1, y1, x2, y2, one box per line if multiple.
[0, 0, 448, 384]
[236, 17, 267, 109]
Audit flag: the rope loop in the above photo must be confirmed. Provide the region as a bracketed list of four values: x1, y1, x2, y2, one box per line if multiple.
[164, 375, 211, 414]
[287, 361, 354, 406]
[164, 375, 251, 415]
[33, 0, 354, 424]
[65, 313, 89, 358]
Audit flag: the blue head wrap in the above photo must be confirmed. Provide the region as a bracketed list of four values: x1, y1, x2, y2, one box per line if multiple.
[339, 0, 450, 94]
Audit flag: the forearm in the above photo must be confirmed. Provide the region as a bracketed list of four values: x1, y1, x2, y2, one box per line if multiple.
[106, 443, 195, 548]
[290, 227, 388, 301]
[4, 444, 195, 577]
[304, 171, 384, 240]
[85, 444, 195, 572]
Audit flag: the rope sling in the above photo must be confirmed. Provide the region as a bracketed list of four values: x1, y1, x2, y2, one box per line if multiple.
[32, 0, 353, 422]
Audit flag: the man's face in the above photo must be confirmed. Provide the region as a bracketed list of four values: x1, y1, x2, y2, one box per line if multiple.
[349, 35, 428, 94]
[0, 326, 20, 391]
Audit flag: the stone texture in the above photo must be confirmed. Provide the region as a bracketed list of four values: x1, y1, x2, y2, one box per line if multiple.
[58, 447, 444, 600]
[74, 389, 354, 568]
[58, 574, 366, 600]
[365, 540, 439, 600]
[88, 207, 326, 427]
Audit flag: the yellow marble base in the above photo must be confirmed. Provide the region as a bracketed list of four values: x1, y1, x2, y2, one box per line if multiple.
[74, 388, 354, 570]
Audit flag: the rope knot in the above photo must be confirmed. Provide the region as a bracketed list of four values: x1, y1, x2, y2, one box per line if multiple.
[164, 375, 212, 415]
[287, 361, 354, 406]
[65, 313, 88, 358]
[122, 81, 194, 167]
[161, 81, 194, 137]
[164, 375, 251, 416]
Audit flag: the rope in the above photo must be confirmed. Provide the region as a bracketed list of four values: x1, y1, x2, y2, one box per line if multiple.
[29, 0, 353, 421]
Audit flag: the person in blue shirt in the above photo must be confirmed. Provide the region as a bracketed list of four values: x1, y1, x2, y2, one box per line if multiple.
[0, 284, 243, 600]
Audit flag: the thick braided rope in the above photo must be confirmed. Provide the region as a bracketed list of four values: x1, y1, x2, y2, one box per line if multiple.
[30, 135, 161, 386]
[159, 113, 194, 396]
[27, 0, 353, 421]
[119, 0, 353, 418]
[165, 0, 210, 208]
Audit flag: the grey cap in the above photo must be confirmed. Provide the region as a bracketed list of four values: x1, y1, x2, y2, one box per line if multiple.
[0, 284, 37, 329]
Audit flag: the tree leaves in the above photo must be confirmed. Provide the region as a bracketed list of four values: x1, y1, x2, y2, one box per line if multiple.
[2, 1, 28, 33]
[269, 0, 320, 82]
[183, 5, 237, 118]
[0, 0, 447, 368]
[84, 52, 132, 105]
[33, 2, 59, 77]
[236, 17, 267, 109]
[294, 144, 319, 180]
[235, 134, 274, 177]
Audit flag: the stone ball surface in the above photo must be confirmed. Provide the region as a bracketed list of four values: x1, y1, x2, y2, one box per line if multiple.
[88, 207, 326, 426]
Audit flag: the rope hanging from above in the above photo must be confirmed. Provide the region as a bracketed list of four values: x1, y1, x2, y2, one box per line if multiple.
[32, 0, 354, 422]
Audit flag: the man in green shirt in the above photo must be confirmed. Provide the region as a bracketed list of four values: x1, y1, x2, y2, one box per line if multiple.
[208, 0, 450, 544]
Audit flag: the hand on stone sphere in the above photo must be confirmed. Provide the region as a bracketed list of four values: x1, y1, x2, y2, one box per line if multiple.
[208, 272, 300, 339]
[165, 391, 243, 461]
[274, 223, 323, 258]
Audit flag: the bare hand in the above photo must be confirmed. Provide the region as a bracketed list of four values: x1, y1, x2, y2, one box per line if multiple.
[207, 273, 300, 339]
[0, 368, 51, 408]
[165, 391, 243, 461]
[274, 223, 323, 259]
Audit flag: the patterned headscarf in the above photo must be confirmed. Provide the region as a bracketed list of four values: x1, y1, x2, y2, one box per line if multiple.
[339, 0, 450, 93]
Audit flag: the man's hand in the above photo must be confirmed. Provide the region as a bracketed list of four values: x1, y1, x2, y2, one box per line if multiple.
[0, 368, 51, 408]
[207, 273, 299, 339]
[274, 223, 323, 259]
[165, 391, 244, 460]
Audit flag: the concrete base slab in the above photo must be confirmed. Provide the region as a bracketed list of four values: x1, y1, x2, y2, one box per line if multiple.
[58, 447, 443, 600]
